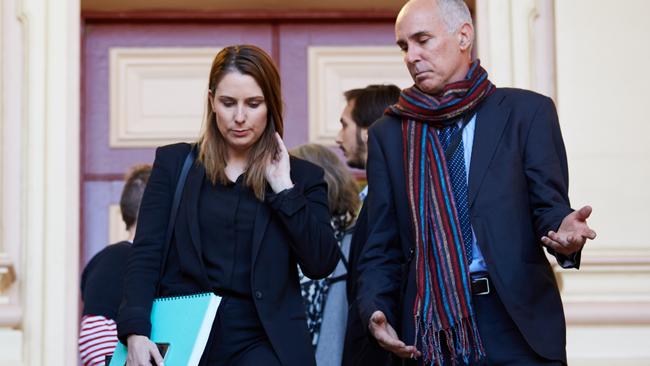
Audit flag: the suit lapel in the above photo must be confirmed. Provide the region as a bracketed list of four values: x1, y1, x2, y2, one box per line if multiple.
[250, 192, 271, 268]
[186, 162, 206, 267]
[381, 116, 415, 251]
[468, 91, 510, 207]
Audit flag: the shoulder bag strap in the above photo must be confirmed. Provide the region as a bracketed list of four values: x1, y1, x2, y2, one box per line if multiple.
[156, 147, 195, 294]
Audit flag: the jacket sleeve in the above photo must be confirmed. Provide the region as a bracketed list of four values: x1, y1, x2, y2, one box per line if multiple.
[116, 146, 178, 343]
[523, 96, 579, 268]
[355, 126, 404, 331]
[266, 162, 339, 279]
[345, 202, 368, 302]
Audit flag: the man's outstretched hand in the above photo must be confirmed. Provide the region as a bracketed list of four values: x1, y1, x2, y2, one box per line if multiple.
[369, 310, 421, 359]
[541, 205, 597, 255]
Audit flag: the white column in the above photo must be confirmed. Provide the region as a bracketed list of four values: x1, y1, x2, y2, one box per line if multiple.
[0, 0, 80, 364]
[475, 0, 557, 100]
[0, 0, 25, 363]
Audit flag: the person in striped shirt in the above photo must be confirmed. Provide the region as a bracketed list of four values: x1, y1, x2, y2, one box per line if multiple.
[79, 165, 151, 366]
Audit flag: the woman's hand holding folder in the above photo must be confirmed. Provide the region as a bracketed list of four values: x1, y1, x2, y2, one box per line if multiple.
[126, 334, 164, 366]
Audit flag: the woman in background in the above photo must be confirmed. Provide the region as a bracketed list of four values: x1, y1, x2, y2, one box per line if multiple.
[290, 143, 361, 366]
[117, 45, 339, 366]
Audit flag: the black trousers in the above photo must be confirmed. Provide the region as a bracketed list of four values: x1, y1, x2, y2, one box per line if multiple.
[200, 296, 281, 366]
[403, 285, 563, 366]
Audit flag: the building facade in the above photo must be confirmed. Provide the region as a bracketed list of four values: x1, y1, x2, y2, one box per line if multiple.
[1, 0, 649, 364]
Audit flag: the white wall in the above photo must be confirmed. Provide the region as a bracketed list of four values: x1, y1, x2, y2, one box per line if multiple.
[555, 0, 650, 251]
[555, 0, 650, 363]
[477, 0, 650, 364]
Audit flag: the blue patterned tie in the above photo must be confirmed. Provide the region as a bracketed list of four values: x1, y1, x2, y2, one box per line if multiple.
[438, 122, 473, 263]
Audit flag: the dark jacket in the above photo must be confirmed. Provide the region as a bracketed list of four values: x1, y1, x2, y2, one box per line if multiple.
[81, 241, 132, 319]
[342, 203, 391, 366]
[116, 143, 340, 366]
[356, 88, 576, 363]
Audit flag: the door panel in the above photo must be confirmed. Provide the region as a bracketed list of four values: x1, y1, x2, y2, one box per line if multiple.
[279, 23, 396, 148]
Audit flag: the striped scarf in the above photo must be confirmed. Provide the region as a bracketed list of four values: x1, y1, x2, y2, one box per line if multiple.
[387, 60, 494, 365]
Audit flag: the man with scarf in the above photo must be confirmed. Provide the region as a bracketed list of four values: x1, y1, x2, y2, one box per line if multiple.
[355, 0, 597, 365]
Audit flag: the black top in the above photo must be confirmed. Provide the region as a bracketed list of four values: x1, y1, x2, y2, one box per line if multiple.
[81, 241, 132, 319]
[199, 174, 257, 298]
[117, 143, 340, 366]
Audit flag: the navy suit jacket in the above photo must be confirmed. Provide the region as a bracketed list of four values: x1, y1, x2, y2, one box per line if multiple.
[343, 203, 391, 366]
[116, 143, 340, 366]
[356, 88, 576, 363]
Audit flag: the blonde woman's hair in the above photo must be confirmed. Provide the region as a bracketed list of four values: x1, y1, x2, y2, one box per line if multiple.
[198, 45, 283, 200]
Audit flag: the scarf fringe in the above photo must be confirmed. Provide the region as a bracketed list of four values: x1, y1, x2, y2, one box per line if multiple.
[418, 315, 486, 366]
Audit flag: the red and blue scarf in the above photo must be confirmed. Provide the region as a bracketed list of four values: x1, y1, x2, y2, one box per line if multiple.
[387, 60, 494, 365]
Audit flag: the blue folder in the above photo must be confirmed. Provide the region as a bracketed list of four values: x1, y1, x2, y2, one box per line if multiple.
[109, 292, 221, 366]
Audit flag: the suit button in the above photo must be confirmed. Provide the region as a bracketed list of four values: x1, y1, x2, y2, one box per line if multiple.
[255, 290, 263, 300]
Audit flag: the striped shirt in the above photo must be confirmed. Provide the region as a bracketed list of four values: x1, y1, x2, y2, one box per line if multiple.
[79, 315, 118, 366]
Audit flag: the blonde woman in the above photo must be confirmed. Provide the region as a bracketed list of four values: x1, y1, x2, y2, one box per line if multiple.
[117, 45, 339, 366]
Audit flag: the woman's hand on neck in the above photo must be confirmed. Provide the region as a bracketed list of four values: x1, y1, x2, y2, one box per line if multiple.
[265, 133, 294, 193]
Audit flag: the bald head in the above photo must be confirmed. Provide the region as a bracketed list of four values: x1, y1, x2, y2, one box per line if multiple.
[398, 0, 473, 34]
[395, 0, 474, 94]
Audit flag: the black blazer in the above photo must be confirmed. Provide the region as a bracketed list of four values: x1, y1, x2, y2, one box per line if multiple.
[117, 143, 340, 366]
[342, 203, 391, 366]
[356, 88, 576, 363]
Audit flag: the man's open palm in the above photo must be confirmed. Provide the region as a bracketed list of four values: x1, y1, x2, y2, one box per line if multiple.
[542, 205, 597, 255]
[369, 310, 421, 359]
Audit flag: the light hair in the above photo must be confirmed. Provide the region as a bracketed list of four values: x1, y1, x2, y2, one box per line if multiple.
[290, 144, 360, 228]
[437, 0, 473, 33]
